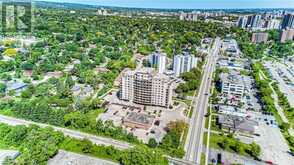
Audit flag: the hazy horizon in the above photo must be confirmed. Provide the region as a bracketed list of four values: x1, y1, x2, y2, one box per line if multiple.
[39, 0, 294, 9]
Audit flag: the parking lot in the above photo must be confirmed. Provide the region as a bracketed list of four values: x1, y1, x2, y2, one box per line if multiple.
[208, 148, 266, 165]
[254, 122, 294, 164]
[99, 90, 188, 143]
[264, 61, 294, 107]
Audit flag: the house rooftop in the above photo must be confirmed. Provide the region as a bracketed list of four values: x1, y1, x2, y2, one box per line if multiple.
[6, 82, 27, 91]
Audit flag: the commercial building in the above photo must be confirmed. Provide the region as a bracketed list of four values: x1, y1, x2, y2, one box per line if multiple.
[217, 115, 258, 134]
[281, 13, 294, 29]
[251, 32, 269, 43]
[217, 58, 248, 70]
[173, 52, 198, 77]
[280, 29, 294, 43]
[120, 68, 174, 107]
[149, 51, 167, 74]
[217, 105, 247, 118]
[220, 72, 245, 103]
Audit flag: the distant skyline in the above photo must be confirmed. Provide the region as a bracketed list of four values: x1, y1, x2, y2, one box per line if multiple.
[39, 0, 294, 9]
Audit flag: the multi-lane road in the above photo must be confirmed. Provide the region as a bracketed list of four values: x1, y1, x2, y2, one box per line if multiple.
[184, 38, 221, 164]
[0, 114, 132, 150]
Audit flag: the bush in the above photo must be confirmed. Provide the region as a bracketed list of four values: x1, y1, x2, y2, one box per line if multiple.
[148, 138, 158, 148]
[248, 142, 261, 159]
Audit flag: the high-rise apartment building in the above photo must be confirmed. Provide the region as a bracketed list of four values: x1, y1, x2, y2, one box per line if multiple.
[249, 15, 262, 29]
[264, 19, 280, 29]
[281, 14, 294, 29]
[237, 14, 280, 30]
[237, 16, 248, 28]
[251, 33, 269, 43]
[173, 52, 198, 77]
[280, 29, 294, 43]
[179, 12, 198, 21]
[149, 51, 167, 74]
[120, 68, 174, 107]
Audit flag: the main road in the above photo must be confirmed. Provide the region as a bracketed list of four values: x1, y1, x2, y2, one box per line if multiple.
[0, 114, 132, 150]
[184, 37, 221, 164]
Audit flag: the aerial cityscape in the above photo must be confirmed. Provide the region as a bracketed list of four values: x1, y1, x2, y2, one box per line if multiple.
[0, 0, 293, 165]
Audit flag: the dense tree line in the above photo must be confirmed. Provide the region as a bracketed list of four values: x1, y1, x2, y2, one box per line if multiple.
[176, 60, 204, 96]
[147, 121, 187, 158]
[0, 123, 168, 165]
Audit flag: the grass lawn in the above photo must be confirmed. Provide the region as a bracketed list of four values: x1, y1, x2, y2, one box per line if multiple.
[208, 133, 252, 157]
[203, 132, 208, 146]
[200, 153, 205, 165]
[59, 137, 120, 163]
[205, 116, 209, 129]
[186, 90, 196, 97]
[85, 109, 105, 122]
[188, 106, 194, 118]
[0, 109, 14, 117]
[0, 140, 13, 150]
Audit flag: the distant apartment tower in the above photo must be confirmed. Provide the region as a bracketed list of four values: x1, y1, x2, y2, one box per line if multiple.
[280, 29, 294, 43]
[237, 15, 263, 29]
[281, 14, 294, 29]
[120, 68, 174, 107]
[149, 51, 167, 74]
[249, 15, 262, 29]
[97, 8, 108, 16]
[173, 52, 198, 77]
[179, 12, 198, 21]
[251, 33, 269, 43]
[264, 19, 281, 29]
[237, 16, 248, 28]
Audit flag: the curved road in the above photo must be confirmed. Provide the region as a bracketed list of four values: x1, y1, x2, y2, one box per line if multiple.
[0, 114, 132, 150]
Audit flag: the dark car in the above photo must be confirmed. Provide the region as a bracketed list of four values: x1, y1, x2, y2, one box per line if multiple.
[217, 153, 222, 164]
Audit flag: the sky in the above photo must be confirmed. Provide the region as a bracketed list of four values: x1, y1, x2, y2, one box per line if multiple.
[40, 0, 294, 9]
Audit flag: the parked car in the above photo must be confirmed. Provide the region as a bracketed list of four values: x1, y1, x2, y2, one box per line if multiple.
[264, 160, 273, 165]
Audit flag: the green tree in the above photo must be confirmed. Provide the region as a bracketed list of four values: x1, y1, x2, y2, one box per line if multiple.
[249, 142, 261, 158]
[81, 139, 93, 153]
[0, 83, 6, 93]
[64, 111, 90, 129]
[219, 138, 229, 150]
[148, 138, 158, 148]
[233, 141, 242, 153]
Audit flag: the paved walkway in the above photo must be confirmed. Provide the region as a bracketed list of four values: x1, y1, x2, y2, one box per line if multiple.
[269, 82, 289, 123]
[0, 115, 132, 150]
[260, 70, 289, 124]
